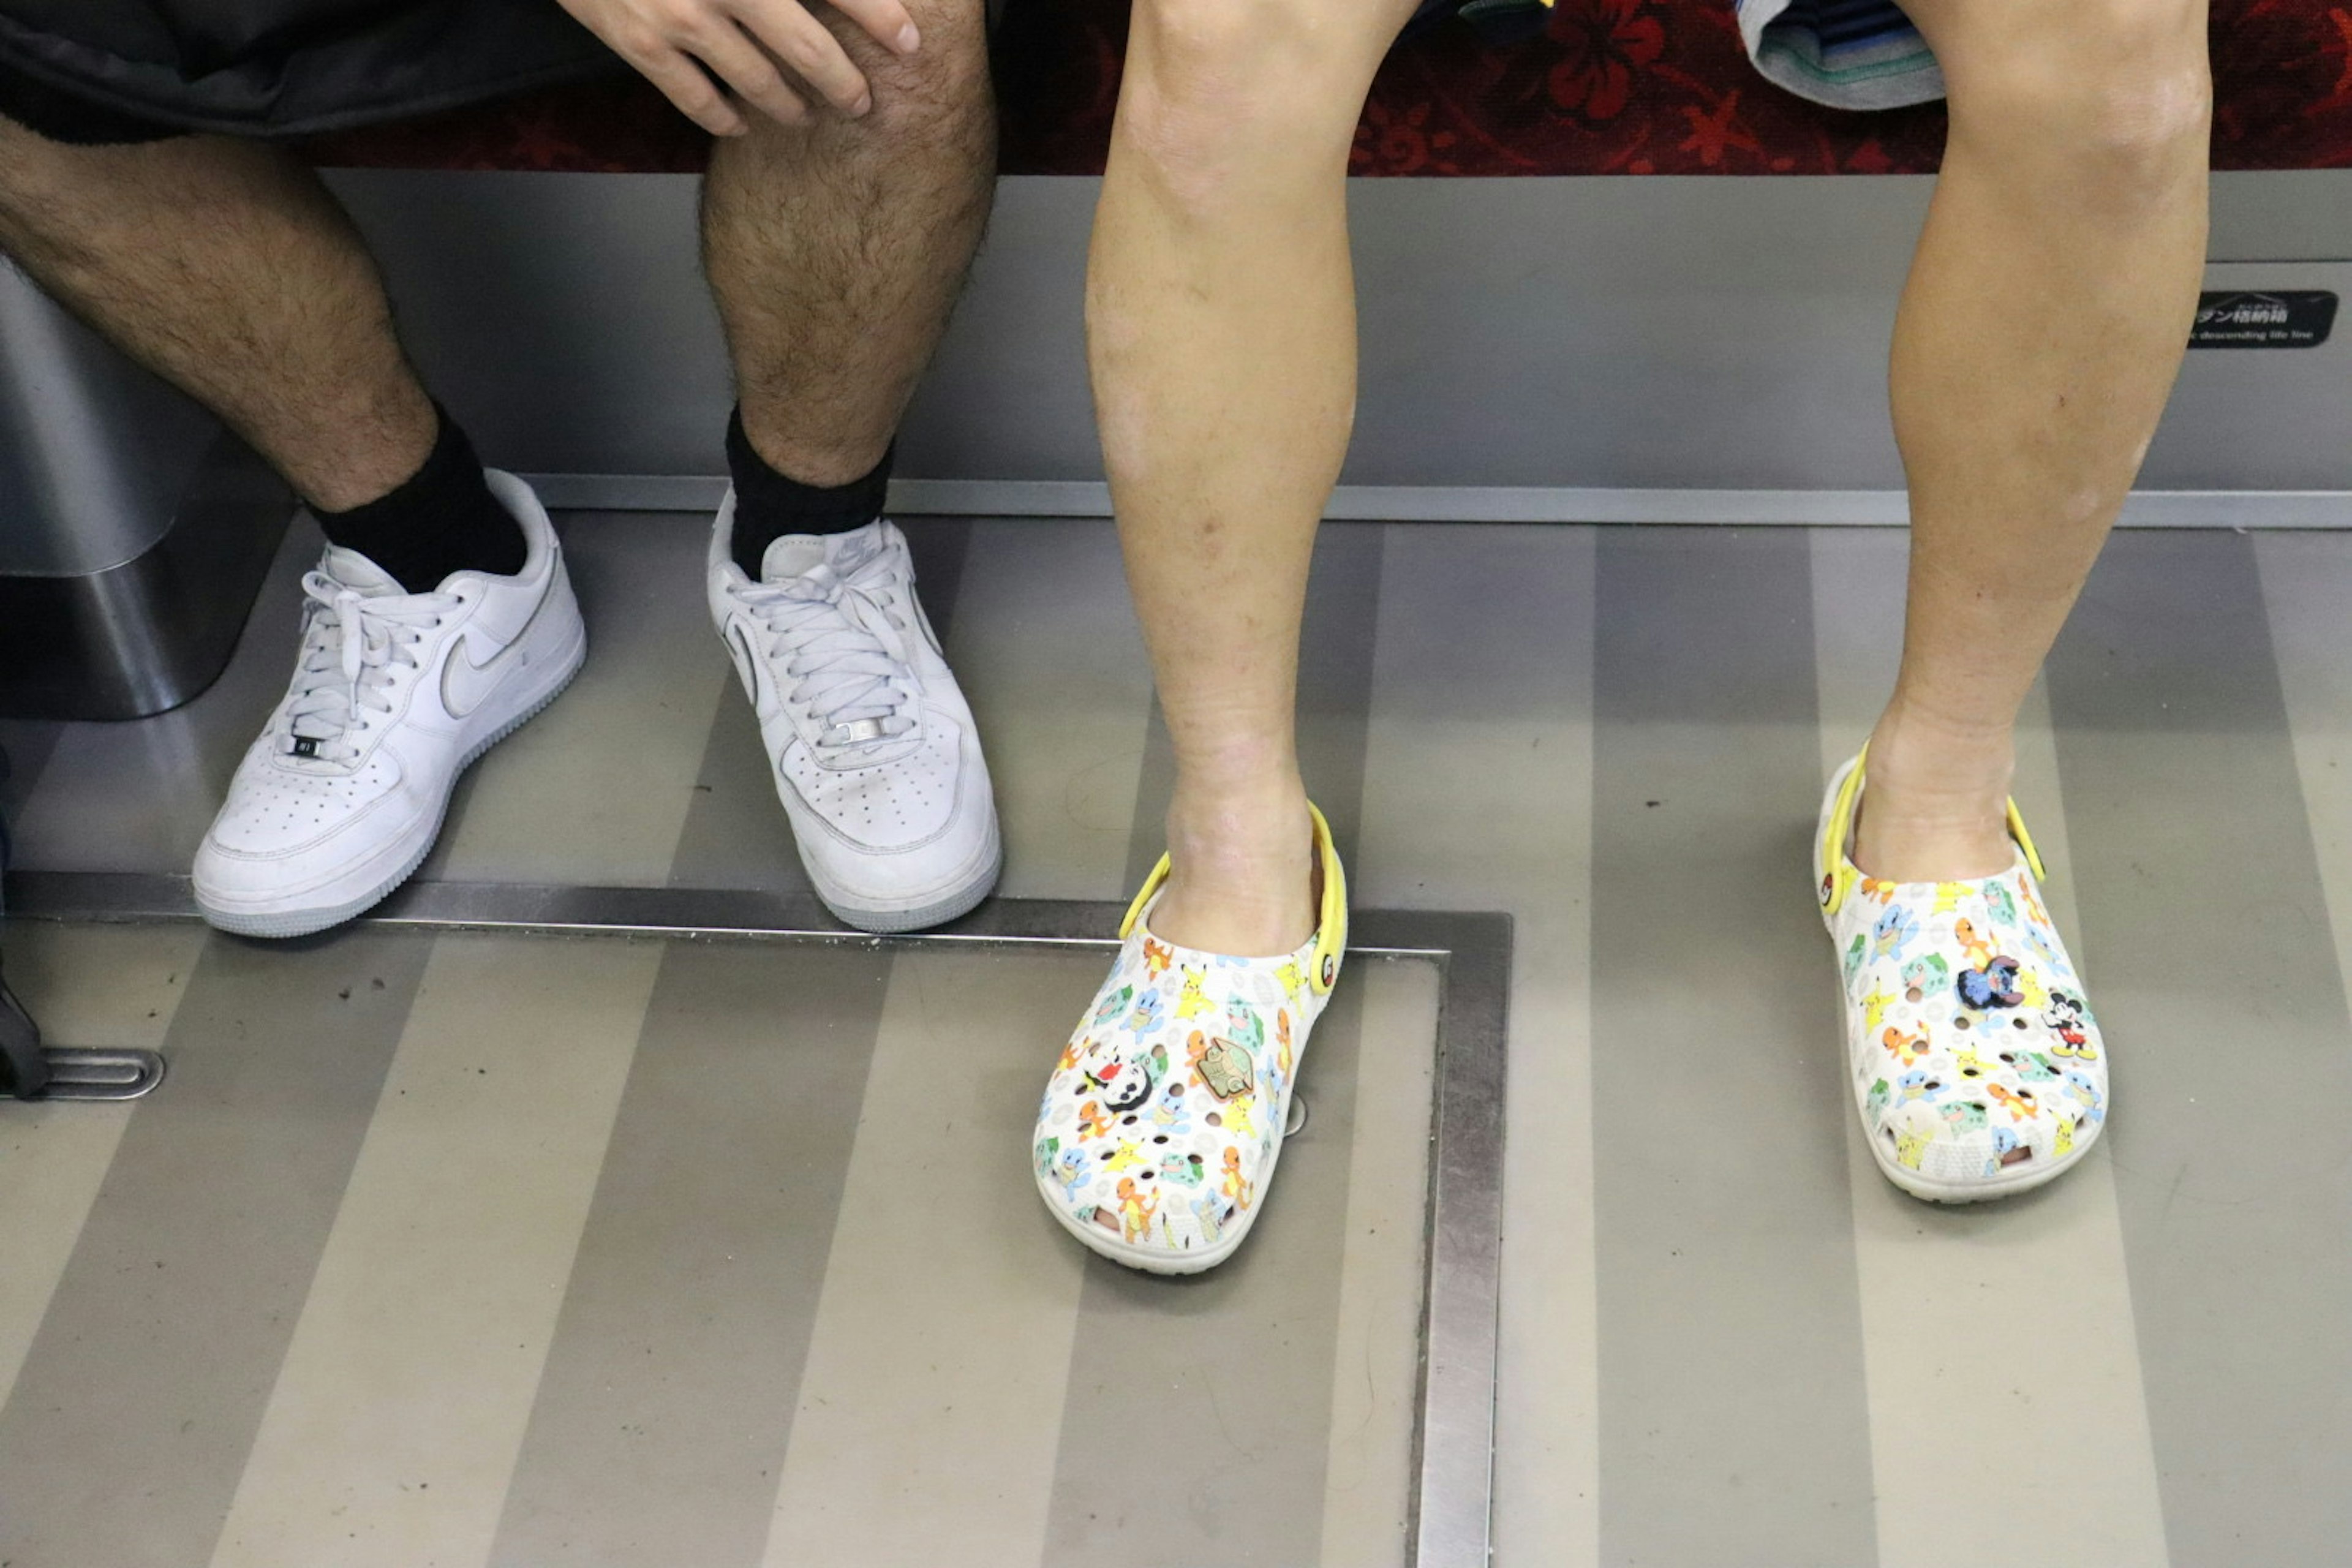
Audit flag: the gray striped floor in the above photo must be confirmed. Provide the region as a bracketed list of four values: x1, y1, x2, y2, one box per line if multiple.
[6, 513, 2351, 1567]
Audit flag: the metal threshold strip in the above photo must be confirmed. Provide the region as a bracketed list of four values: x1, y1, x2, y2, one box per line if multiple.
[3, 869, 1511, 1568]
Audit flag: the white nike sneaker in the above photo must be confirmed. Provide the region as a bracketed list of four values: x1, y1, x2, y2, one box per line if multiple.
[193, 470, 586, 937]
[706, 498, 1000, 932]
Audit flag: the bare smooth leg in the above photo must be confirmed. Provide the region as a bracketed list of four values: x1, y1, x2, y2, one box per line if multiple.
[1089, 0, 1422, 954]
[0, 124, 434, 509]
[1856, 0, 2211, 879]
[700, 0, 995, 486]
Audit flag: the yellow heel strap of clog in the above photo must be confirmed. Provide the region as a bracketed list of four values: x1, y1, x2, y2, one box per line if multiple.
[1819, 750, 1870, 914]
[1306, 802, 1349, 994]
[1117, 803, 1350, 997]
[1117, 853, 1174, 943]
[1820, 743, 2048, 916]
[2006, 797, 2049, 883]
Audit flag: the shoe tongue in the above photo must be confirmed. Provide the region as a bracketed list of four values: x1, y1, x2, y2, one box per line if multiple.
[319, 546, 409, 599]
[761, 521, 883, 585]
[760, 535, 830, 582]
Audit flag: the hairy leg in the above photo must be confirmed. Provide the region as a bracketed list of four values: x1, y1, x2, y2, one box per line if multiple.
[1856, 0, 2211, 878]
[699, 0, 995, 487]
[0, 123, 434, 510]
[1091, 0, 1421, 954]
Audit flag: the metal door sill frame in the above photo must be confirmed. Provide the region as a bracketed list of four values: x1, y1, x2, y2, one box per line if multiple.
[3, 869, 1513, 1568]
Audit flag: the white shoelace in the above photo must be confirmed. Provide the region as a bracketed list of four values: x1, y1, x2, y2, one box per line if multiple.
[739, 554, 917, 758]
[280, 571, 460, 765]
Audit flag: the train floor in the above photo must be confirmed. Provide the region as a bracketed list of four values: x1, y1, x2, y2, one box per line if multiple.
[6, 512, 2351, 1567]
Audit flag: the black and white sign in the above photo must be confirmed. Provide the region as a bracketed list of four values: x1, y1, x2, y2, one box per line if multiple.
[2189, 290, 2337, 349]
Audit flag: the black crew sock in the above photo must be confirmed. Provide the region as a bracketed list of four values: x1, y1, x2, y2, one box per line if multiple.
[726, 407, 894, 579]
[311, 404, 526, 594]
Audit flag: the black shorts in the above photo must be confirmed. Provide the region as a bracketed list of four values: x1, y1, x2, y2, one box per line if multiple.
[0, 62, 181, 146]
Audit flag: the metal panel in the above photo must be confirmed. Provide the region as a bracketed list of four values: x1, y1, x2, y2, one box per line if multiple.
[0, 258, 221, 577]
[330, 169, 2352, 508]
[0, 437, 292, 720]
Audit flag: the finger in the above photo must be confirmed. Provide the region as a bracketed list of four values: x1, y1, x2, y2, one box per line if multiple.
[731, 2, 876, 115]
[802, 0, 922, 56]
[631, 43, 751, 135]
[684, 20, 813, 126]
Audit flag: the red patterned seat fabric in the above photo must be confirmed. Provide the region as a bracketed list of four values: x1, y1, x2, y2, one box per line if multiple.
[303, 0, 2352, 176]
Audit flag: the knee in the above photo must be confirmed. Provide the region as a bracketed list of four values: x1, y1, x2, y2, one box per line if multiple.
[1116, 0, 1387, 212]
[862, 0, 990, 133]
[1943, 0, 2210, 194]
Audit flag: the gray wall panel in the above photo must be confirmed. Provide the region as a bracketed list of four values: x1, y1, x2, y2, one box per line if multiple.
[328, 170, 2352, 501]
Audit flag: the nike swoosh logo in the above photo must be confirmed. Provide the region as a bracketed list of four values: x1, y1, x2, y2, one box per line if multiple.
[911, 598, 948, 662]
[725, 620, 762, 708]
[441, 613, 537, 720]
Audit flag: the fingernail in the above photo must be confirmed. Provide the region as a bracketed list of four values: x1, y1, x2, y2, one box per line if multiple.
[853, 92, 873, 117]
[897, 21, 921, 51]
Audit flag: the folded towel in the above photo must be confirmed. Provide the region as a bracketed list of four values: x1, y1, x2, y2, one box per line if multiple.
[1735, 0, 1944, 109]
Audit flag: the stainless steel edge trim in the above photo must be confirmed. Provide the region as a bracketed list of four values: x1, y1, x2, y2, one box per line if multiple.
[2, 870, 1512, 1566]
[1412, 911, 1511, 1568]
[521, 473, 2352, 530]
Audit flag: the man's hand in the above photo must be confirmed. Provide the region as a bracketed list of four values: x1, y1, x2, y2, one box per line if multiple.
[557, 0, 923, 135]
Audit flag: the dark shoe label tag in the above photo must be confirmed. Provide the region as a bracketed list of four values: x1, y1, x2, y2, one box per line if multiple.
[2190, 291, 2337, 349]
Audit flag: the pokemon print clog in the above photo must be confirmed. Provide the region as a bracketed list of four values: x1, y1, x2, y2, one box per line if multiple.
[1033, 804, 1348, 1274]
[1817, 750, 2108, 1202]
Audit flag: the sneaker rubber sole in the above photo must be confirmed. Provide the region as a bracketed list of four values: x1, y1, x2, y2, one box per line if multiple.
[195, 624, 587, 939]
[800, 814, 1004, 935]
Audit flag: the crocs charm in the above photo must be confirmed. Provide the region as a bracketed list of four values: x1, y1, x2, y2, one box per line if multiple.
[1085, 1042, 1167, 1114]
[1196, 1038, 1255, 1101]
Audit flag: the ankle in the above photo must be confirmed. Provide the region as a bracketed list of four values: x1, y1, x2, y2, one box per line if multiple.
[309, 405, 523, 593]
[1167, 775, 1309, 862]
[1868, 703, 2015, 791]
[1853, 712, 2017, 882]
[1152, 781, 1316, 957]
[282, 382, 440, 513]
